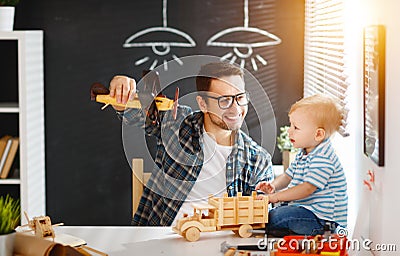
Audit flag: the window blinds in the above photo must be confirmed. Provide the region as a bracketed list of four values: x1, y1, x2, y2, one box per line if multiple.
[304, 0, 349, 136]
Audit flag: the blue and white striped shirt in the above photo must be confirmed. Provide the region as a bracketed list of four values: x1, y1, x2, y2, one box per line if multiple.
[285, 139, 348, 227]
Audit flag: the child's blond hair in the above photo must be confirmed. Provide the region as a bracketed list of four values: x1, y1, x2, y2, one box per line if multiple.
[289, 94, 343, 138]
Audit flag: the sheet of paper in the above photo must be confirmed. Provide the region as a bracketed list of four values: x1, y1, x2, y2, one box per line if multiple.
[46, 233, 87, 247]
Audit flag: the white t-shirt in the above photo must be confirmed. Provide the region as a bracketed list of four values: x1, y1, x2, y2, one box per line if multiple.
[172, 130, 232, 226]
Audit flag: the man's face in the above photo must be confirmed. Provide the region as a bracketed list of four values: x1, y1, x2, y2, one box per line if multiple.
[204, 75, 248, 131]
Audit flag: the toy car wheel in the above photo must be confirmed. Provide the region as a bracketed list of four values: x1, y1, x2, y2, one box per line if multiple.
[238, 224, 253, 238]
[184, 227, 200, 242]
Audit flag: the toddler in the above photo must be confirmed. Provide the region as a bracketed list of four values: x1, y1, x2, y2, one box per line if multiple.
[256, 94, 347, 236]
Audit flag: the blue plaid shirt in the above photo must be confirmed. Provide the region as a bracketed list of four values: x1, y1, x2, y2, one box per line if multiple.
[118, 105, 273, 226]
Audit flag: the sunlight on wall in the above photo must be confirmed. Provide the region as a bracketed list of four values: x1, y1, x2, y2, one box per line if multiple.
[332, 0, 374, 239]
[334, 0, 390, 246]
[338, 0, 400, 252]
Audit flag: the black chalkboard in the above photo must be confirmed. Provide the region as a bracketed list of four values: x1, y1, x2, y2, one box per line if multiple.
[15, 0, 304, 225]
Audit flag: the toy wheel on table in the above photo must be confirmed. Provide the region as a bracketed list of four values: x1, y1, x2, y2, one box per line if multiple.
[184, 227, 200, 242]
[238, 224, 253, 238]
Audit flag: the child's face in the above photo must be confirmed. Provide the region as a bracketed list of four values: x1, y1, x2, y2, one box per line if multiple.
[288, 108, 323, 154]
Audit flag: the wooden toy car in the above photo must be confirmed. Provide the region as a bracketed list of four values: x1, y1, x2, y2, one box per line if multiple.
[172, 191, 268, 242]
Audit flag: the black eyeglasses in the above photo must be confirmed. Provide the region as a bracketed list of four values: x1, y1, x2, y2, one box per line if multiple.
[203, 92, 250, 109]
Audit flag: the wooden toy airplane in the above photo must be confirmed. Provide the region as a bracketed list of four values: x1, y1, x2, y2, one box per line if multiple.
[90, 83, 177, 111]
[91, 83, 179, 111]
[90, 70, 179, 120]
[17, 213, 109, 255]
[18, 212, 64, 240]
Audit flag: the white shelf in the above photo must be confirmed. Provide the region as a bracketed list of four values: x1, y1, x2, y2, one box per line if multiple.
[0, 31, 45, 224]
[0, 102, 19, 113]
[0, 179, 20, 185]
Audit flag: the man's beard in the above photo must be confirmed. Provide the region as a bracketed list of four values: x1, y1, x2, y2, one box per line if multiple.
[207, 112, 241, 131]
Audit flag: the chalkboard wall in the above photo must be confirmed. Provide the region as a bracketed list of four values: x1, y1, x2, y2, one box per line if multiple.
[14, 0, 304, 225]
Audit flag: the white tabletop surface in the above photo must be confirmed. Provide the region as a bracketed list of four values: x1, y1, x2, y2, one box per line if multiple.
[54, 226, 270, 256]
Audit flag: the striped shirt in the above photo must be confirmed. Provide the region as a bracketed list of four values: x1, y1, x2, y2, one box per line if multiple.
[118, 105, 273, 226]
[285, 139, 348, 226]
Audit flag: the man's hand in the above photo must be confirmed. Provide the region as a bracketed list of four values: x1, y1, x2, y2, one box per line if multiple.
[109, 75, 136, 111]
[255, 181, 276, 194]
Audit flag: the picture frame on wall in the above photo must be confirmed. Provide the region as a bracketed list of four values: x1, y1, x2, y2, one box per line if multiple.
[363, 25, 385, 167]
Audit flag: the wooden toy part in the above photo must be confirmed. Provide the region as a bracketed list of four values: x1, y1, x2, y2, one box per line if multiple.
[238, 224, 253, 238]
[90, 82, 110, 100]
[90, 82, 177, 112]
[33, 216, 55, 238]
[224, 248, 236, 256]
[173, 87, 179, 120]
[184, 227, 201, 242]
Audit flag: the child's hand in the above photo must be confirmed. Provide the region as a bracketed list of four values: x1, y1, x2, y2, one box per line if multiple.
[256, 194, 268, 200]
[268, 193, 279, 204]
[256, 193, 279, 203]
[255, 181, 276, 194]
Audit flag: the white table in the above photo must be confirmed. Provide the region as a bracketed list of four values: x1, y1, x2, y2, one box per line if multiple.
[55, 226, 270, 256]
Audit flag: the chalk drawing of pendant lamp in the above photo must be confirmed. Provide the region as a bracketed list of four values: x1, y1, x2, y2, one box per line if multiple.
[123, 0, 196, 70]
[206, 0, 281, 71]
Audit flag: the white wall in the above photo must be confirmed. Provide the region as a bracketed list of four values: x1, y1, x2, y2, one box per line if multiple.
[334, 0, 400, 255]
[374, 0, 400, 252]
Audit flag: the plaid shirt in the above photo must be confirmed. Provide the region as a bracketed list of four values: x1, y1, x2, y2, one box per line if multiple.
[118, 105, 273, 226]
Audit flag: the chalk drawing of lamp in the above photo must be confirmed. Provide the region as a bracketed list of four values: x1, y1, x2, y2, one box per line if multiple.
[123, 0, 196, 71]
[207, 0, 281, 71]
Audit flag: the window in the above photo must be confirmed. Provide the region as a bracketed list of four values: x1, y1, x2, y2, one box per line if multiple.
[304, 0, 349, 136]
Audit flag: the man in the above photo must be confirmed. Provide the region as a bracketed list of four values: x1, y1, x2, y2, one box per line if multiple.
[109, 62, 273, 225]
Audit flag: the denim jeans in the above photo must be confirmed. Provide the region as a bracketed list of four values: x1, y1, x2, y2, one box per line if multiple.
[266, 205, 338, 237]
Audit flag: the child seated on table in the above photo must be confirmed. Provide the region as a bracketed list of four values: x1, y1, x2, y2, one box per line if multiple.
[256, 94, 348, 237]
